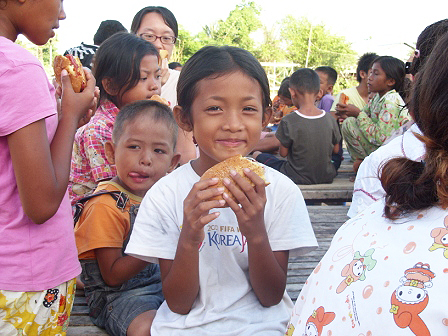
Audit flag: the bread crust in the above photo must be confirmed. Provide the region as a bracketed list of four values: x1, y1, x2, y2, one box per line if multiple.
[159, 50, 169, 66]
[149, 94, 169, 106]
[53, 55, 87, 93]
[339, 92, 349, 105]
[200, 155, 269, 204]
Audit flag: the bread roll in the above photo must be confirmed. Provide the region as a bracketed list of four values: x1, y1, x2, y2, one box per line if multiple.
[149, 94, 169, 106]
[159, 50, 169, 66]
[339, 93, 349, 105]
[201, 155, 269, 204]
[53, 55, 87, 93]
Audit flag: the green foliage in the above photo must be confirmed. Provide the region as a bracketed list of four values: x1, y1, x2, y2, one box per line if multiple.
[173, 26, 202, 64]
[16, 36, 59, 76]
[253, 26, 286, 62]
[197, 1, 262, 52]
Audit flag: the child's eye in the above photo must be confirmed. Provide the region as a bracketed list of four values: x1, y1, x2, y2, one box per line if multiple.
[140, 77, 148, 81]
[128, 145, 140, 149]
[243, 106, 258, 113]
[154, 148, 167, 154]
[206, 106, 222, 112]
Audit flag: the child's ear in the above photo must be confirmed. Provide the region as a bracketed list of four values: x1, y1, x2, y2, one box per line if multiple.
[328, 84, 334, 94]
[359, 70, 368, 80]
[168, 153, 181, 173]
[104, 141, 116, 164]
[317, 89, 324, 100]
[102, 77, 119, 96]
[386, 78, 396, 89]
[173, 105, 193, 132]
[262, 107, 273, 128]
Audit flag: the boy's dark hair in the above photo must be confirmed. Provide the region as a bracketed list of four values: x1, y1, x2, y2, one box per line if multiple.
[372, 56, 406, 99]
[177, 46, 271, 124]
[169, 62, 182, 70]
[93, 32, 160, 107]
[113, 100, 178, 149]
[356, 52, 378, 82]
[315, 66, 338, 86]
[289, 68, 320, 94]
[277, 77, 291, 99]
[410, 19, 448, 76]
[131, 6, 178, 37]
[93, 20, 127, 46]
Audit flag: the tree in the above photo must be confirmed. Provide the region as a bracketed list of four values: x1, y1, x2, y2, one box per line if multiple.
[253, 25, 286, 62]
[280, 16, 357, 71]
[173, 26, 202, 64]
[197, 1, 262, 52]
[16, 36, 59, 76]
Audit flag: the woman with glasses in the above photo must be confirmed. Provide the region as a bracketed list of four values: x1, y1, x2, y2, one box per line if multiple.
[131, 6, 197, 165]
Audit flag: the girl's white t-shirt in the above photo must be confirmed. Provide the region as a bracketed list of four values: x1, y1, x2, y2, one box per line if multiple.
[126, 162, 318, 335]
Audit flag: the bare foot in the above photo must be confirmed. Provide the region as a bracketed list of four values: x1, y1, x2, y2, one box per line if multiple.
[353, 159, 363, 173]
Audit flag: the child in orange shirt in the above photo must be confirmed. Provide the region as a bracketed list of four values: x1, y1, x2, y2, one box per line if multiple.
[74, 100, 180, 336]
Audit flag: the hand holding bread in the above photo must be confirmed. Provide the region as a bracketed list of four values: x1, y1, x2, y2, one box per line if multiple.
[53, 55, 87, 93]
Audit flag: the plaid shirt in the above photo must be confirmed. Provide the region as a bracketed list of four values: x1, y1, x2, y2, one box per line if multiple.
[69, 100, 118, 205]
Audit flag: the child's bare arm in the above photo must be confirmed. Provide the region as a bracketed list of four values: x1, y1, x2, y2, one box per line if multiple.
[223, 170, 288, 306]
[159, 179, 224, 314]
[7, 70, 96, 224]
[333, 143, 340, 154]
[95, 248, 148, 287]
[279, 143, 289, 157]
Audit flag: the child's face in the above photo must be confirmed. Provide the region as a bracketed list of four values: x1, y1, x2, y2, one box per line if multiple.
[21, 0, 66, 46]
[188, 71, 268, 171]
[316, 71, 330, 96]
[119, 54, 162, 108]
[109, 114, 179, 197]
[368, 62, 394, 97]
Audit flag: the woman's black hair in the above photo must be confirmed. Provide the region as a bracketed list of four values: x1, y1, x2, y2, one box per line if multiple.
[410, 19, 448, 76]
[92, 32, 159, 107]
[381, 32, 448, 219]
[372, 56, 406, 100]
[176, 46, 271, 124]
[131, 6, 178, 37]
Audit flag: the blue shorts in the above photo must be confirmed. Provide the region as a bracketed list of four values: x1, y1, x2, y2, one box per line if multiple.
[81, 260, 163, 336]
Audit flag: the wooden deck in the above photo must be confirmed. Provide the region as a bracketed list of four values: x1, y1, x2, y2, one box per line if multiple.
[67, 205, 349, 335]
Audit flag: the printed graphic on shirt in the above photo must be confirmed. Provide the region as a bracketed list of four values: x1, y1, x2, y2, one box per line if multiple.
[429, 216, 448, 259]
[336, 248, 377, 294]
[390, 262, 435, 335]
[303, 306, 335, 336]
[195, 224, 247, 253]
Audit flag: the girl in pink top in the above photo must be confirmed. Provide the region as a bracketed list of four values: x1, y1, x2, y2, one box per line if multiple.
[0, 0, 96, 334]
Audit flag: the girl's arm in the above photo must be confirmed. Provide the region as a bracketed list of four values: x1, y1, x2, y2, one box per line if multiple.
[279, 143, 289, 157]
[7, 70, 96, 224]
[95, 248, 148, 287]
[223, 170, 288, 306]
[158, 179, 225, 314]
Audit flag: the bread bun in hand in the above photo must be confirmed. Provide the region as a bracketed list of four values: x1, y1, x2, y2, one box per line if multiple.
[200, 155, 269, 204]
[53, 55, 87, 93]
[159, 50, 169, 66]
[150, 94, 170, 106]
[339, 93, 349, 105]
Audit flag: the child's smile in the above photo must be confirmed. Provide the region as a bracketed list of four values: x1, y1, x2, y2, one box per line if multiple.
[189, 71, 268, 175]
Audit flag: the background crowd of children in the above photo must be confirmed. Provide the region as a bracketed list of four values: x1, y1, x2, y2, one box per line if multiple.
[1, 0, 447, 335]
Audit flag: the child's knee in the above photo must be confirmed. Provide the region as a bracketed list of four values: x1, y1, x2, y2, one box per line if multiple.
[126, 310, 156, 336]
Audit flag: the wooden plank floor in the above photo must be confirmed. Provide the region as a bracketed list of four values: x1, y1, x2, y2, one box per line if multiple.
[67, 205, 349, 335]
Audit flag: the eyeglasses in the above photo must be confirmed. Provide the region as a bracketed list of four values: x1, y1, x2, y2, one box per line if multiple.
[139, 33, 177, 44]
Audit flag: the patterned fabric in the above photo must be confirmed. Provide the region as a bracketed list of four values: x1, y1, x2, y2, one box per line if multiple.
[64, 42, 98, 69]
[0, 278, 76, 336]
[342, 90, 410, 160]
[69, 100, 119, 205]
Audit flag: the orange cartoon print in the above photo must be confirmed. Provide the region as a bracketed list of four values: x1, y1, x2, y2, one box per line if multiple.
[390, 262, 435, 336]
[429, 216, 448, 258]
[336, 248, 377, 294]
[303, 306, 335, 336]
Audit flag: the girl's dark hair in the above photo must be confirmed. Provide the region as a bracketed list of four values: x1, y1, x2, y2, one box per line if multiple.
[131, 6, 178, 37]
[113, 100, 178, 148]
[372, 56, 406, 100]
[410, 19, 448, 76]
[176, 46, 271, 124]
[92, 32, 159, 107]
[380, 32, 448, 219]
[278, 77, 291, 99]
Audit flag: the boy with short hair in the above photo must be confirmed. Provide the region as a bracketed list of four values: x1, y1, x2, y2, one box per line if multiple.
[74, 100, 181, 336]
[254, 68, 341, 185]
[315, 66, 337, 113]
[331, 52, 378, 117]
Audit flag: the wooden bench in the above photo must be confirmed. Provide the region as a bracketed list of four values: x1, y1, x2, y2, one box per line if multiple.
[67, 205, 349, 335]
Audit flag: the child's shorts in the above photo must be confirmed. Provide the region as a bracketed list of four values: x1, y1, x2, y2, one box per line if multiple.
[0, 278, 76, 335]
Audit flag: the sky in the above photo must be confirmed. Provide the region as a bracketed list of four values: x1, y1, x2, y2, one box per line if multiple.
[54, 0, 448, 61]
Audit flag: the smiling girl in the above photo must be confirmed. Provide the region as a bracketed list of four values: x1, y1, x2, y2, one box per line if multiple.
[125, 46, 318, 335]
